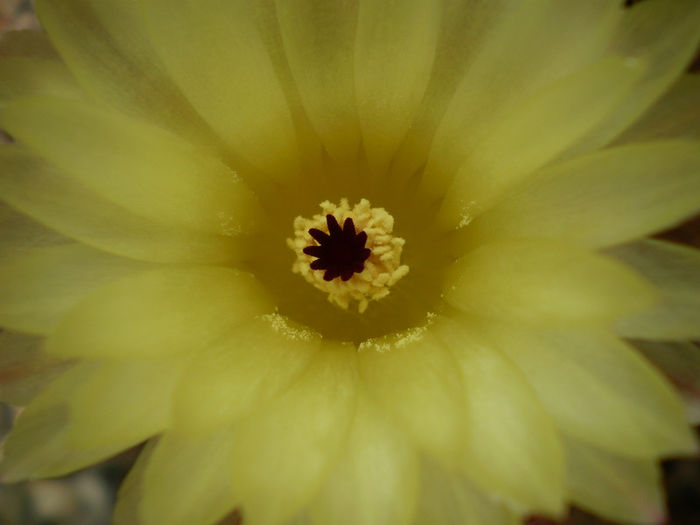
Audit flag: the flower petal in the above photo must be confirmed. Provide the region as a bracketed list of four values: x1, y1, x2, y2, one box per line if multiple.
[358, 325, 467, 464]
[35, 0, 213, 146]
[438, 319, 566, 517]
[173, 315, 321, 436]
[611, 240, 700, 340]
[0, 58, 80, 101]
[0, 29, 58, 59]
[0, 202, 68, 255]
[309, 388, 419, 525]
[230, 343, 358, 525]
[414, 457, 519, 525]
[143, 0, 301, 179]
[485, 326, 697, 458]
[444, 240, 655, 327]
[112, 438, 157, 525]
[0, 148, 242, 264]
[0, 243, 150, 335]
[275, 0, 360, 161]
[0, 97, 261, 236]
[135, 429, 238, 525]
[45, 267, 273, 359]
[461, 141, 700, 250]
[354, 0, 438, 173]
[565, 437, 665, 525]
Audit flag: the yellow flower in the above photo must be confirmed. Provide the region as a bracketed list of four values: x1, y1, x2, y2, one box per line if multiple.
[1, 1, 700, 524]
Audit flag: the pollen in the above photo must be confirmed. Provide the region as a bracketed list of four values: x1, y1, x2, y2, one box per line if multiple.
[287, 198, 409, 313]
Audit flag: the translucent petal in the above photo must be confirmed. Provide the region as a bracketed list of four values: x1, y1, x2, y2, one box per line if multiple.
[565, 437, 665, 525]
[35, 0, 213, 146]
[358, 326, 466, 463]
[0, 202, 68, 255]
[1, 358, 181, 480]
[484, 325, 697, 458]
[173, 315, 321, 436]
[275, 0, 361, 161]
[611, 240, 700, 340]
[461, 141, 700, 251]
[438, 319, 566, 516]
[230, 343, 358, 525]
[0, 148, 242, 264]
[309, 389, 419, 525]
[144, 0, 301, 179]
[0, 331, 70, 406]
[444, 240, 655, 327]
[0, 97, 261, 236]
[354, 0, 439, 173]
[138, 429, 238, 525]
[46, 267, 273, 359]
[436, 56, 644, 220]
[632, 340, 700, 425]
[0, 243, 150, 335]
[414, 457, 519, 525]
[0, 58, 80, 101]
[615, 75, 700, 143]
[112, 438, 157, 525]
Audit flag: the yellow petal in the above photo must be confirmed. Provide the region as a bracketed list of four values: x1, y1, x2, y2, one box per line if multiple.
[436, 56, 644, 220]
[112, 438, 157, 525]
[0, 29, 58, 59]
[358, 324, 466, 463]
[0, 148, 242, 264]
[461, 141, 700, 251]
[485, 325, 697, 458]
[0, 243, 150, 335]
[0, 202, 68, 256]
[137, 429, 238, 525]
[414, 457, 519, 525]
[230, 343, 358, 525]
[438, 318, 566, 517]
[275, 0, 360, 162]
[0, 58, 80, 101]
[173, 315, 321, 436]
[143, 0, 301, 180]
[35, 0, 213, 146]
[565, 437, 665, 525]
[444, 240, 655, 327]
[0, 97, 261, 236]
[309, 388, 419, 525]
[615, 75, 700, 143]
[611, 240, 700, 340]
[46, 267, 273, 359]
[0, 331, 70, 406]
[354, 0, 438, 174]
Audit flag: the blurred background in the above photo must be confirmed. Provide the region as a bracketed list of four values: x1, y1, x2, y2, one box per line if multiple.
[0, 0, 699, 523]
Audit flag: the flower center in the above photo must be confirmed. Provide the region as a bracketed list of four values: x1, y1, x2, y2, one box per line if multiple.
[287, 199, 409, 313]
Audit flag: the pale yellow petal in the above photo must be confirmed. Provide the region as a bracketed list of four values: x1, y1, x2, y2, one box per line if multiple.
[435, 56, 644, 220]
[0, 148, 243, 264]
[309, 388, 419, 525]
[0, 202, 68, 256]
[137, 429, 238, 525]
[461, 141, 700, 251]
[173, 315, 320, 436]
[444, 240, 655, 328]
[565, 437, 665, 525]
[484, 325, 697, 458]
[0, 97, 261, 236]
[0, 29, 58, 59]
[414, 457, 519, 525]
[0, 58, 80, 101]
[0, 331, 70, 406]
[438, 318, 566, 517]
[230, 343, 358, 525]
[615, 75, 700, 143]
[0, 243, 150, 335]
[354, 0, 439, 173]
[112, 438, 158, 525]
[275, 0, 361, 162]
[611, 240, 700, 340]
[46, 267, 273, 359]
[35, 0, 214, 146]
[358, 325, 466, 464]
[144, 0, 301, 180]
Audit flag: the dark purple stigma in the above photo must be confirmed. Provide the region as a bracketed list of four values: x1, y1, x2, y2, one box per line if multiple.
[303, 215, 371, 282]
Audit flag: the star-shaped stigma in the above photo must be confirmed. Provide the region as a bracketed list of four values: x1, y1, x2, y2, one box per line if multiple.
[304, 215, 372, 282]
